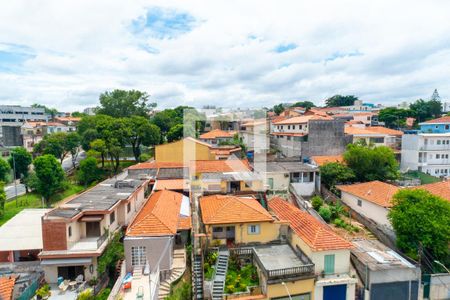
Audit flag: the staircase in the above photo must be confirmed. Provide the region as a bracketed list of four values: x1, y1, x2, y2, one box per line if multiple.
[193, 254, 204, 299]
[158, 249, 186, 300]
[211, 250, 230, 300]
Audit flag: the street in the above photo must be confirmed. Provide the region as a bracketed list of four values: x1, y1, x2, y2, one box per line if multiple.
[61, 150, 86, 172]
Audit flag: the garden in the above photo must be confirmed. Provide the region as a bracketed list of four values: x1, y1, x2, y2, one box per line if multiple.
[204, 251, 218, 280]
[224, 253, 259, 295]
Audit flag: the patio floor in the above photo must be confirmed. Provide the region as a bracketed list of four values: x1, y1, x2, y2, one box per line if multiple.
[122, 275, 151, 300]
[48, 284, 78, 300]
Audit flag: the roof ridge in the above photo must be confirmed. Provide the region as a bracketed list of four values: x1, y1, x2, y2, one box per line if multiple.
[237, 197, 271, 218]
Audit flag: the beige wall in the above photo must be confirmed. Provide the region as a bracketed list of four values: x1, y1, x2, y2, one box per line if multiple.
[340, 191, 391, 227]
[265, 172, 290, 191]
[265, 278, 315, 299]
[206, 221, 281, 245]
[155, 139, 214, 163]
[43, 257, 98, 283]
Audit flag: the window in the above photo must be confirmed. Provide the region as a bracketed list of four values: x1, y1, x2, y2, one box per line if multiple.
[292, 125, 295, 130]
[446, 125, 449, 130]
[127, 202, 131, 213]
[287, 136, 291, 141]
[357, 199, 362, 207]
[131, 246, 146, 266]
[68, 226, 72, 237]
[110, 211, 115, 224]
[213, 227, 224, 233]
[288, 125, 291, 130]
[247, 224, 260, 235]
[437, 140, 441, 145]
[324, 254, 335, 274]
[436, 154, 440, 159]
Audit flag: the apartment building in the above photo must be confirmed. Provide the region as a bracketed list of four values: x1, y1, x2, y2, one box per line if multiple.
[39, 171, 149, 283]
[269, 197, 357, 300]
[401, 116, 450, 177]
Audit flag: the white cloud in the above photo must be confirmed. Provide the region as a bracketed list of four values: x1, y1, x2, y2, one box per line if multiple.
[0, 0, 449, 111]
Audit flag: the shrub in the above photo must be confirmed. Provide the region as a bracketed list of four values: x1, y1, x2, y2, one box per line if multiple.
[77, 288, 94, 300]
[311, 196, 323, 211]
[330, 203, 345, 220]
[139, 153, 151, 162]
[319, 206, 331, 222]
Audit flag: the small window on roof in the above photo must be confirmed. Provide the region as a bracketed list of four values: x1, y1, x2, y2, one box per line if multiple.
[110, 211, 115, 224]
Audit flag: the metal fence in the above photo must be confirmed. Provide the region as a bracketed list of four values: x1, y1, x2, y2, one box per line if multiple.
[16, 274, 42, 300]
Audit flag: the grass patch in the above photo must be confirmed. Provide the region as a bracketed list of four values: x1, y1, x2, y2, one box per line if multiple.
[403, 171, 440, 184]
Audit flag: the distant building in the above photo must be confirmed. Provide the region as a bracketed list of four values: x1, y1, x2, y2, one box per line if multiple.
[83, 107, 96, 115]
[199, 129, 235, 145]
[351, 239, 420, 300]
[155, 137, 215, 163]
[21, 121, 75, 152]
[344, 125, 403, 152]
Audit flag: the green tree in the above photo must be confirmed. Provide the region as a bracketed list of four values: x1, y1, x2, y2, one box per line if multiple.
[273, 104, 285, 115]
[66, 132, 81, 169]
[0, 182, 6, 218]
[320, 162, 355, 190]
[90, 139, 107, 168]
[8, 147, 32, 179]
[291, 101, 316, 110]
[96, 89, 155, 118]
[34, 132, 68, 163]
[80, 129, 98, 151]
[319, 206, 331, 222]
[167, 124, 184, 142]
[33, 154, 66, 206]
[409, 99, 442, 123]
[0, 159, 10, 182]
[325, 95, 358, 107]
[31, 103, 59, 121]
[71, 111, 87, 117]
[378, 107, 415, 129]
[78, 157, 100, 186]
[344, 143, 399, 182]
[311, 195, 324, 211]
[388, 189, 450, 268]
[124, 116, 161, 161]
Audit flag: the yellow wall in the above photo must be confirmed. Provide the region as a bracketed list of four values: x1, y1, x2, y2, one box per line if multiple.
[205, 221, 281, 245]
[191, 175, 263, 193]
[265, 278, 315, 299]
[155, 138, 214, 163]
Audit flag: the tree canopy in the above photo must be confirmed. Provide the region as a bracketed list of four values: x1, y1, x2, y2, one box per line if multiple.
[0, 159, 10, 182]
[409, 98, 442, 123]
[123, 116, 161, 161]
[378, 107, 415, 129]
[291, 101, 316, 110]
[8, 147, 32, 179]
[388, 189, 450, 269]
[31, 104, 58, 120]
[32, 154, 66, 205]
[272, 104, 285, 115]
[320, 162, 355, 191]
[325, 95, 358, 107]
[78, 157, 100, 186]
[96, 89, 156, 118]
[343, 143, 399, 182]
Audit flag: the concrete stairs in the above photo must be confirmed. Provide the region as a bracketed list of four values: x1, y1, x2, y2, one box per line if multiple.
[158, 249, 186, 300]
[211, 250, 229, 300]
[132, 266, 142, 279]
[193, 254, 204, 299]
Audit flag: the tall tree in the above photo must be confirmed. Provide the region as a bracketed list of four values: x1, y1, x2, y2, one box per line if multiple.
[388, 189, 450, 269]
[96, 89, 155, 118]
[167, 124, 184, 142]
[31, 104, 59, 121]
[325, 95, 358, 107]
[78, 157, 100, 186]
[291, 101, 316, 110]
[0, 159, 10, 182]
[273, 104, 285, 115]
[378, 107, 415, 129]
[32, 154, 66, 206]
[80, 129, 98, 151]
[410, 99, 442, 123]
[344, 143, 399, 182]
[65, 132, 81, 169]
[34, 132, 68, 163]
[124, 116, 161, 161]
[0, 182, 5, 218]
[320, 162, 355, 191]
[90, 139, 107, 168]
[8, 147, 32, 179]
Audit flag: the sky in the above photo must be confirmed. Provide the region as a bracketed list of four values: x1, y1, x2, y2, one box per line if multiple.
[0, 0, 450, 112]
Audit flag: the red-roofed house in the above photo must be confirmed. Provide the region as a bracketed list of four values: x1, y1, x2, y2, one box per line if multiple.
[0, 276, 16, 300]
[199, 129, 235, 145]
[269, 197, 356, 300]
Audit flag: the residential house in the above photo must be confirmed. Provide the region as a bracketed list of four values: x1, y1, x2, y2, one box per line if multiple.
[199, 129, 235, 145]
[124, 190, 191, 273]
[210, 145, 242, 160]
[0, 209, 50, 263]
[190, 159, 263, 194]
[155, 137, 215, 163]
[344, 125, 403, 152]
[413, 180, 450, 202]
[262, 160, 319, 196]
[401, 116, 450, 177]
[0, 276, 16, 300]
[336, 181, 399, 228]
[351, 239, 420, 300]
[310, 155, 344, 167]
[39, 171, 149, 283]
[269, 197, 357, 300]
[55, 116, 81, 127]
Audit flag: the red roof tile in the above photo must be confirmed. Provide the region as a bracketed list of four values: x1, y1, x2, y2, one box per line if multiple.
[413, 180, 450, 202]
[336, 181, 399, 208]
[0, 276, 15, 300]
[200, 129, 235, 139]
[421, 116, 450, 124]
[192, 159, 251, 173]
[128, 161, 185, 170]
[311, 155, 344, 166]
[269, 197, 353, 251]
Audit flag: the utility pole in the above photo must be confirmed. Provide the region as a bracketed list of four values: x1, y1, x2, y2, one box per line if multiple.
[11, 152, 18, 207]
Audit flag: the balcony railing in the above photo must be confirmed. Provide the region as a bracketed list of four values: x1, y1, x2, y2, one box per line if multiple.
[97, 231, 109, 248]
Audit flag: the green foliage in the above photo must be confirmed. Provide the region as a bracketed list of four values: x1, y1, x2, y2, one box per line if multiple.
[96, 89, 155, 118]
[318, 206, 332, 222]
[225, 257, 259, 294]
[333, 218, 359, 233]
[35, 284, 51, 298]
[66, 132, 82, 168]
[291, 101, 316, 110]
[204, 251, 218, 280]
[311, 195, 324, 211]
[218, 134, 247, 157]
[344, 143, 399, 182]
[33, 132, 67, 162]
[139, 153, 151, 162]
[273, 104, 284, 115]
[320, 162, 355, 190]
[325, 95, 358, 107]
[402, 171, 440, 185]
[78, 157, 100, 185]
[33, 154, 66, 205]
[31, 104, 58, 120]
[165, 281, 192, 300]
[94, 288, 111, 300]
[97, 231, 124, 277]
[77, 288, 94, 300]
[0, 159, 10, 182]
[167, 124, 184, 142]
[378, 107, 415, 128]
[409, 98, 442, 123]
[0, 182, 5, 218]
[329, 202, 345, 220]
[8, 147, 32, 179]
[80, 129, 99, 151]
[388, 189, 450, 267]
[123, 116, 161, 161]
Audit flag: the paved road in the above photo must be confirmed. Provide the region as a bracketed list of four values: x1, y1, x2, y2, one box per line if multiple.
[62, 150, 86, 172]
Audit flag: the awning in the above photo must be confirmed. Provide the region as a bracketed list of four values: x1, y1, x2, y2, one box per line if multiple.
[41, 258, 92, 266]
[80, 215, 103, 222]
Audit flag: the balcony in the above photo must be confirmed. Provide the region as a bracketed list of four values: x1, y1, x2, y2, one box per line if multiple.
[68, 232, 109, 252]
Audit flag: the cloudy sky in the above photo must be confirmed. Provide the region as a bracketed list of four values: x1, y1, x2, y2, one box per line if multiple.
[0, 0, 449, 111]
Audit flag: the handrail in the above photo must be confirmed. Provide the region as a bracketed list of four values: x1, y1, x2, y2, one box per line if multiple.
[97, 231, 109, 248]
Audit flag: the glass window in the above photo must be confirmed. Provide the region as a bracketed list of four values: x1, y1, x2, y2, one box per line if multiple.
[213, 227, 223, 233]
[131, 246, 146, 266]
[127, 202, 131, 213]
[68, 226, 72, 237]
[110, 211, 115, 224]
[436, 154, 440, 159]
[324, 254, 335, 274]
[247, 224, 260, 235]
[357, 199, 362, 207]
[437, 140, 441, 145]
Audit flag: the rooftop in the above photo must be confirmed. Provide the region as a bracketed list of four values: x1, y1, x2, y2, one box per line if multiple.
[311, 155, 344, 167]
[420, 116, 450, 125]
[351, 239, 417, 271]
[192, 159, 251, 173]
[200, 195, 273, 225]
[154, 179, 189, 191]
[0, 209, 51, 251]
[336, 181, 399, 208]
[273, 114, 333, 125]
[265, 161, 318, 173]
[253, 244, 310, 272]
[128, 161, 185, 170]
[269, 197, 353, 251]
[0, 276, 16, 300]
[199, 129, 235, 139]
[413, 180, 450, 202]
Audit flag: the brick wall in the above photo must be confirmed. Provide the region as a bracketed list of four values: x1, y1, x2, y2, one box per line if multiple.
[42, 220, 67, 251]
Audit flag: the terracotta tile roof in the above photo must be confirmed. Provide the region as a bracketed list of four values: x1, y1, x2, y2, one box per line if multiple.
[269, 197, 353, 251]
[311, 155, 344, 166]
[344, 126, 375, 135]
[210, 146, 241, 156]
[270, 115, 288, 123]
[0, 276, 16, 300]
[200, 129, 235, 139]
[336, 181, 399, 208]
[413, 180, 450, 202]
[241, 119, 267, 127]
[366, 126, 403, 136]
[273, 114, 333, 125]
[200, 195, 273, 225]
[128, 161, 185, 170]
[353, 112, 375, 116]
[178, 216, 192, 230]
[420, 116, 450, 124]
[192, 159, 251, 173]
[127, 190, 186, 236]
[56, 117, 81, 122]
[345, 125, 403, 136]
[26, 121, 66, 127]
[154, 179, 189, 191]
